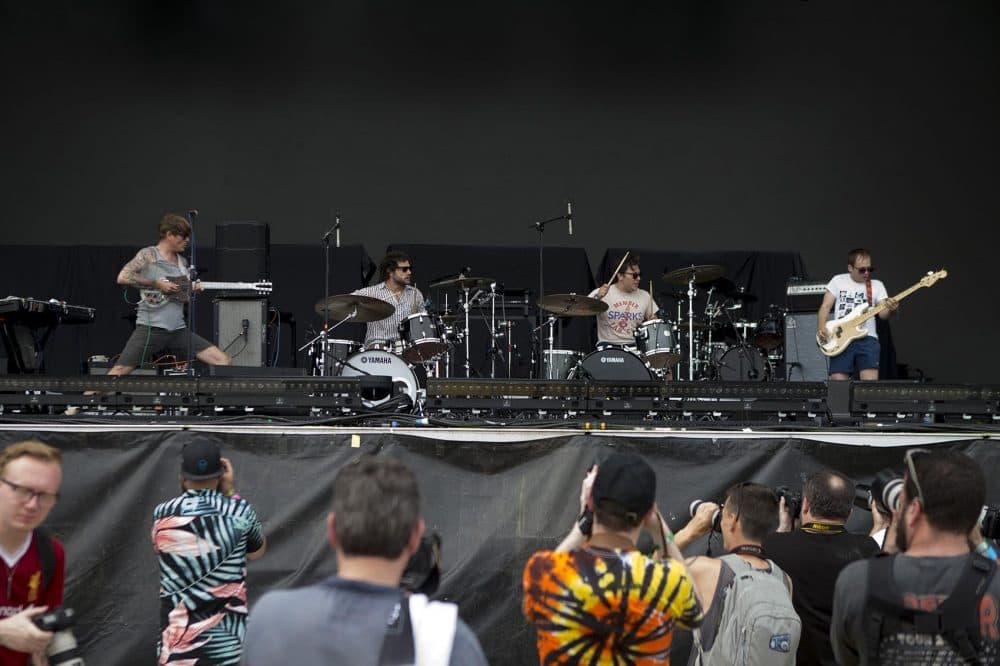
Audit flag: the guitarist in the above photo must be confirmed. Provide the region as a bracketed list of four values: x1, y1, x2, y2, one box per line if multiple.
[817, 248, 898, 380]
[107, 214, 231, 377]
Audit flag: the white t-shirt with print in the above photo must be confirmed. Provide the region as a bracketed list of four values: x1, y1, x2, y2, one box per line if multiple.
[825, 273, 888, 339]
[588, 283, 658, 345]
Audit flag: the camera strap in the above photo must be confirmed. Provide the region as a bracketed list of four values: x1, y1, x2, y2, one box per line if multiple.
[729, 544, 766, 558]
[378, 593, 415, 666]
[34, 529, 56, 595]
[800, 522, 846, 535]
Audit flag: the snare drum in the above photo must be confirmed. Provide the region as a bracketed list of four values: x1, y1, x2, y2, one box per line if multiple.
[398, 313, 448, 363]
[366, 339, 405, 355]
[542, 349, 582, 380]
[339, 349, 419, 408]
[716, 345, 770, 381]
[312, 338, 362, 376]
[754, 313, 784, 351]
[571, 348, 654, 381]
[634, 319, 681, 368]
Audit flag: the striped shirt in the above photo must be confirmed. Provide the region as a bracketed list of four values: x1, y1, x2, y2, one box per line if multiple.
[351, 282, 426, 345]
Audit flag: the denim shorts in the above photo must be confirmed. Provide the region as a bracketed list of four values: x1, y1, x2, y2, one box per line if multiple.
[828, 335, 880, 375]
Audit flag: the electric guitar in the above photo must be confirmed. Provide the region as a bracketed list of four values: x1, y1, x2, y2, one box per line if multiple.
[816, 269, 946, 357]
[140, 276, 273, 306]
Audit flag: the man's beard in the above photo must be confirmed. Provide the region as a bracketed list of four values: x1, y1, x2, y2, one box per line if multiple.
[894, 510, 909, 552]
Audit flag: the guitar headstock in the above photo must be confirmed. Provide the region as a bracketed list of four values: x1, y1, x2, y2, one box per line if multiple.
[920, 269, 947, 288]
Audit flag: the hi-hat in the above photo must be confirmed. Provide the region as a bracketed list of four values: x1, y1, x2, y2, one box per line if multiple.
[663, 264, 725, 285]
[429, 276, 495, 289]
[314, 294, 395, 322]
[538, 294, 609, 316]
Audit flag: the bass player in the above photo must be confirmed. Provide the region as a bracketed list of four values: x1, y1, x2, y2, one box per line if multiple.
[817, 248, 898, 380]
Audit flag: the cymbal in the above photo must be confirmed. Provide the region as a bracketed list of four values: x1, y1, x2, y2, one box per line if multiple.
[429, 276, 495, 289]
[314, 294, 395, 322]
[537, 293, 608, 316]
[663, 264, 725, 285]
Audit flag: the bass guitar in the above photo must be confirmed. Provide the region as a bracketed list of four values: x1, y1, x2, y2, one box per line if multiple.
[816, 269, 946, 357]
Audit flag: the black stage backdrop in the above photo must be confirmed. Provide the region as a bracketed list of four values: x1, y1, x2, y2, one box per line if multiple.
[2, 429, 997, 665]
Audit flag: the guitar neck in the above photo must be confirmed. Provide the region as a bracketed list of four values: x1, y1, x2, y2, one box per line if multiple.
[199, 281, 263, 290]
[855, 281, 924, 325]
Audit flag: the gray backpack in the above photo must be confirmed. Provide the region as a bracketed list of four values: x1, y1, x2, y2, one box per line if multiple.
[694, 554, 801, 666]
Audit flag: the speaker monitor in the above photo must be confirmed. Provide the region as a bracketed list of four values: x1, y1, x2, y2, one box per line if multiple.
[214, 299, 267, 367]
[215, 222, 270, 282]
[784, 312, 829, 381]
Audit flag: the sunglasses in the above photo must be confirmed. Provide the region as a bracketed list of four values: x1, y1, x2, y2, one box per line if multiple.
[624, 272, 641, 278]
[904, 448, 930, 509]
[396, 266, 413, 272]
[853, 266, 875, 274]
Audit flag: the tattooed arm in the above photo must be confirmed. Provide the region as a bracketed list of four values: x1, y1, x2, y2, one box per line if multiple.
[116, 248, 180, 295]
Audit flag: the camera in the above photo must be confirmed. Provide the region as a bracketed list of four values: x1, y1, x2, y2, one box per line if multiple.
[854, 468, 904, 515]
[980, 505, 1000, 540]
[689, 500, 722, 531]
[400, 531, 442, 596]
[775, 486, 802, 520]
[33, 607, 84, 666]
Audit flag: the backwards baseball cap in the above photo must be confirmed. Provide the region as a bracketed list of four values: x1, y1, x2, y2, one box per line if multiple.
[180, 436, 224, 480]
[592, 451, 656, 520]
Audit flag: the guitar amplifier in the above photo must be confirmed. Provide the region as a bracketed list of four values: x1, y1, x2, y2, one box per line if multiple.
[214, 299, 267, 367]
[785, 281, 827, 312]
[784, 313, 829, 381]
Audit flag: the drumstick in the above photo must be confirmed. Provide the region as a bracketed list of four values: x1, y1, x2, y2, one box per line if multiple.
[608, 251, 630, 284]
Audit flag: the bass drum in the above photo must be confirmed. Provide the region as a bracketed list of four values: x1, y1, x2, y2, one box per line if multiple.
[339, 350, 419, 408]
[716, 345, 770, 382]
[754, 313, 784, 352]
[542, 349, 582, 380]
[571, 348, 654, 381]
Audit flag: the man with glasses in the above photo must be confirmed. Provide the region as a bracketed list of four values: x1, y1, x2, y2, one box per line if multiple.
[831, 449, 999, 665]
[106, 213, 231, 377]
[817, 248, 898, 380]
[0, 440, 65, 664]
[588, 254, 659, 348]
[352, 251, 427, 349]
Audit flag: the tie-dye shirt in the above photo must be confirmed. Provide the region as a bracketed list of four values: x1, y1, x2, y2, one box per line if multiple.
[152, 488, 265, 665]
[523, 546, 702, 665]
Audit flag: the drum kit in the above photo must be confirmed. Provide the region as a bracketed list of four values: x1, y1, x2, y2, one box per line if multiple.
[301, 264, 788, 408]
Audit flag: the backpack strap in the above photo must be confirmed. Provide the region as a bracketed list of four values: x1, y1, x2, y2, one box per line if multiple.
[864, 552, 994, 665]
[378, 592, 415, 666]
[33, 528, 56, 596]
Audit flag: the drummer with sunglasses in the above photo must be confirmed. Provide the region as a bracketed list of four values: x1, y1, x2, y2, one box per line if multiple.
[588, 255, 659, 350]
[817, 248, 898, 380]
[351, 251, 426, 349]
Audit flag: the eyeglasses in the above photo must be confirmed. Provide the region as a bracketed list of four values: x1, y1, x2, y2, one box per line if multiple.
[0, 478, 59, 506]
[853, 266, 875, 274]
[904, 448, 930, 508]
[396, 266, 413, 273]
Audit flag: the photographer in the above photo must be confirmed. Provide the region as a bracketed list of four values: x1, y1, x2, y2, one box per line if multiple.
[522, 452, 703, 665]
[832, 449, 1000, 665]
[680, 483, 800, 665]
[242, 456, 486, 666]
[0, 441, 65, 666]
[763, 471, 880, 666]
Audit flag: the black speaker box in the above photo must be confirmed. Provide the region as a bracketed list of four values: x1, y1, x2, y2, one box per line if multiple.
[215, 222, 270, 281]
[784, 312, 829, 381]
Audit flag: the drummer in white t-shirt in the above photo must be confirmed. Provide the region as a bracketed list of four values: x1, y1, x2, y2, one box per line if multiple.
[817, 248, 898, 380]
[589, 256, 659, 349]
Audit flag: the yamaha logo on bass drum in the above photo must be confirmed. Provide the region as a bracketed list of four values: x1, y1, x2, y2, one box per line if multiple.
[600, 355, 626, 364]
[361, 355, 394, 365]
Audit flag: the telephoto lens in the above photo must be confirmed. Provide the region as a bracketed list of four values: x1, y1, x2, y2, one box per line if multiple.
[689, 500, 722, 531]
[33, 607, 84, 666]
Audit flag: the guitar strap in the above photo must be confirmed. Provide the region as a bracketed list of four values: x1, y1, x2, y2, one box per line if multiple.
[866, 279, 873, 306]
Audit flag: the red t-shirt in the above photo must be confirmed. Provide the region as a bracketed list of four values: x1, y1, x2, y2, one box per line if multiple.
[0, 532, 65, 666]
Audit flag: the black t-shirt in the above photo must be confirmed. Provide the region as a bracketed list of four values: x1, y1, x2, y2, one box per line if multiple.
[764, 527, 880, 666]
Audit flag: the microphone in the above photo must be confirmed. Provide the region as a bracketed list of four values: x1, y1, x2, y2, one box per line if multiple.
[241, 319, 250, 339]
[335, 214, 341, 248]
[187, 210, 199, 219]
[567, 200, 573, 235]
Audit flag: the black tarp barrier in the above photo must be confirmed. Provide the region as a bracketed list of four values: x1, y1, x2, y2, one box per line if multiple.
[1, 428, 998, 665]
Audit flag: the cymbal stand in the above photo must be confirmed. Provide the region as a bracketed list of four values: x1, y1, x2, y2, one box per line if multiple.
[686, 275, 698, 381]
[530, 316, 559, 379]
[461, 284, 472, 378]
[298, 307, 357, 375]
[489, 282, 497, 378]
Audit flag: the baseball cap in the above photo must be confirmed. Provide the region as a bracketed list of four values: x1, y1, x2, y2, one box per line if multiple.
[180, 437, 224, 480]
[592, 452, 656, 520]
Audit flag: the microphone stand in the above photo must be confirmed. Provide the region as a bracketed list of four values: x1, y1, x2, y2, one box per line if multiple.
[529, 209, 572, 379]
[185, 210, 198, 376]
[317, 214, 341, 371]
